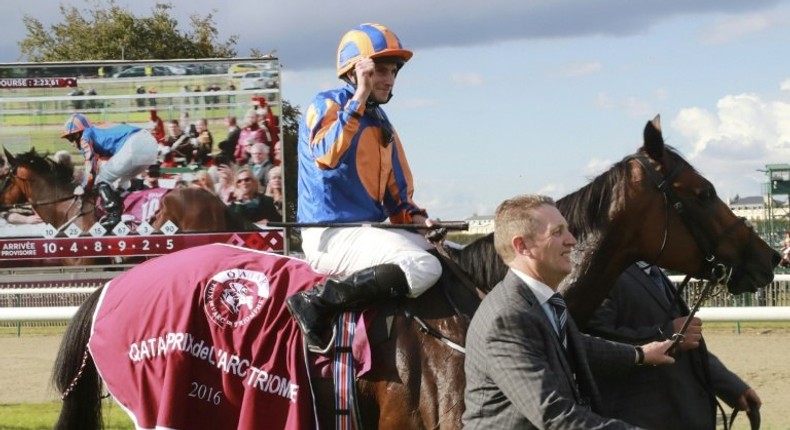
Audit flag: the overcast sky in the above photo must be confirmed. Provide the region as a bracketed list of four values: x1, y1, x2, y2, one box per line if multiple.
[2, 0, 790, 219]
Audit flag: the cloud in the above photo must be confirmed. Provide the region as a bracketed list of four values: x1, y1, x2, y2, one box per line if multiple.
[449, 72, 484, 86]
[0, 0, 779, 67]
[583, 158, 613, 178]
[559, 61, 602, 78]
[672, 87, 790, 197]
[536, 182, 567, 201]
[596, 92, 654, 118]
[701, 10, 789, 45]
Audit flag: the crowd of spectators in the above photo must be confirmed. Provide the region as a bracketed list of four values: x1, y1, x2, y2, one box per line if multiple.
[0, 100, 284, 237]
[140, 103, 283, 227]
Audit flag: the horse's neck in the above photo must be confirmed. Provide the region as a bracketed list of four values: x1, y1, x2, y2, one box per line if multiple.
[32, 182, 95, 229]
[560, 230, 634, 328]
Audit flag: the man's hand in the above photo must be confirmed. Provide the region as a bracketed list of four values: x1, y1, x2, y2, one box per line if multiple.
[641, 340, 676, 366]
[672, 316, 703, 351]
[73, 185, 85, 196]
[736, 388, 762, 411]
[411, 214, 438, 237]
[352, 57, 374, 102]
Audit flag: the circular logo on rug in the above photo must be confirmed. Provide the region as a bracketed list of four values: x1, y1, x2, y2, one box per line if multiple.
[204, 269, 271, 328]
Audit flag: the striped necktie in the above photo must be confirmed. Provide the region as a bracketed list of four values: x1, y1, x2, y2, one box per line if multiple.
[549, 293, 568, 347]
[646, 265, 674, 304]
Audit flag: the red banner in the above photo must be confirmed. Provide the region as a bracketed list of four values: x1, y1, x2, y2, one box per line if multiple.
[0, 231, 284, 260]
[0, 77, 78, 89]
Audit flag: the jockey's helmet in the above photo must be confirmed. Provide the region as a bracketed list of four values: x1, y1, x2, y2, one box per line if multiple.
[336, 23, 413, 78]
[61, 113, 91, 138]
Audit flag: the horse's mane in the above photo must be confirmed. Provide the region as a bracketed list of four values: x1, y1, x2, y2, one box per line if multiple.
[14, 149, 75, 185]
[448, 156, 635, 291]
[449, 234, 506, 292]
[450, 145, 692, 292]
[555, 156, 629, 243]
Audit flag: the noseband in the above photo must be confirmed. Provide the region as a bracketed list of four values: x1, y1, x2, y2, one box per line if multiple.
[632, 155, 747, 283]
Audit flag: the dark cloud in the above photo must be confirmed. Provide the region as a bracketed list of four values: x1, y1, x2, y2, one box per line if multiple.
[0, 0, 780, 68]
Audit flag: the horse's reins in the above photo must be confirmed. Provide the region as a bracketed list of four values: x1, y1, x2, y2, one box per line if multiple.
[633, 155, 747, 347]
[634, 154, 759, 429]
[401, 229, 491, 356]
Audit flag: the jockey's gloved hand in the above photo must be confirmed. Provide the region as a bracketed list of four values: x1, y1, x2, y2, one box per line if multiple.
[425, 227, 447, 245]
[73, 185, 85, 196]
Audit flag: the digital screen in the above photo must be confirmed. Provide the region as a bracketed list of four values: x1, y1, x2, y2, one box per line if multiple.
[0, 58, 287, 267]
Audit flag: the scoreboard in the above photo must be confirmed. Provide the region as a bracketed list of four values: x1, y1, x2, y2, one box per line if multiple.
[0, 231, 284, 261]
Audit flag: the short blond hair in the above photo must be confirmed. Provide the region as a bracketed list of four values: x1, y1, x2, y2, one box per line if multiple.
[493, 194, 555, 263]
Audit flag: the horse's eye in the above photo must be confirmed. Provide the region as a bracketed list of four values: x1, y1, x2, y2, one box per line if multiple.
[697, 188, 717, 201]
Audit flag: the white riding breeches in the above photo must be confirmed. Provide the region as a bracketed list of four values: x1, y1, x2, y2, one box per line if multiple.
[96, 130, 158, 189]
[301, 226, 442, 298]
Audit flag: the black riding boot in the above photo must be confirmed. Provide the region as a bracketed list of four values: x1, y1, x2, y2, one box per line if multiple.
[96, 182, 123, 230]
[286, 264, 409, 352]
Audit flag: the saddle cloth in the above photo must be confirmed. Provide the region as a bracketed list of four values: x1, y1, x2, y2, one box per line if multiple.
[121, 187, 169, 224]
[89, 243, 324, 430]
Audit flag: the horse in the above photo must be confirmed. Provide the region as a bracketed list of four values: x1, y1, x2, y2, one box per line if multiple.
[0, 148, 248, 264]
[51, 116, 780, 429]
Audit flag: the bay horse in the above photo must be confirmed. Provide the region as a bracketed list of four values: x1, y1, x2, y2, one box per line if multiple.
[0, 148, 248, 260]
[52, 116, 779, 429]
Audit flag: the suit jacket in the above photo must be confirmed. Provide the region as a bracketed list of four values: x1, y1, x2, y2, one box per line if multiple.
[585, 264, 749, 430]
[463, 270, 641, 429]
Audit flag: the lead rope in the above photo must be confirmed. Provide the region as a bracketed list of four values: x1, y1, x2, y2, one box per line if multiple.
[666, 264, 731, 355]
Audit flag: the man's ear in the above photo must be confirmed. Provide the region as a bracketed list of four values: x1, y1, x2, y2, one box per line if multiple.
[513, 235, 530, 256]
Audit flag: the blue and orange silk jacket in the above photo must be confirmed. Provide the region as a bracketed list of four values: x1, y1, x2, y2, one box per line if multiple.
[79, 124, 141, 188]
[297, 84, 426, 224]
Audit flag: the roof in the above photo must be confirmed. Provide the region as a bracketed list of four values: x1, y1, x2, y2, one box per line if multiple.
[728, 196, 785, 206]
[466, 215, 494, 221]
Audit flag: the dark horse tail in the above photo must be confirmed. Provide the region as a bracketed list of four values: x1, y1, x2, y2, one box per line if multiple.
[52, 286, 104, 430]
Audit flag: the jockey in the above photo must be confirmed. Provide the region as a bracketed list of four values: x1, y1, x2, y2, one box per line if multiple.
[287, 23, 442, 351]
[61, 113, 158, 229]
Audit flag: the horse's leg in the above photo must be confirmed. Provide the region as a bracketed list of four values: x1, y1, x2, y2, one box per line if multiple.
[52, 287, 104, 430]
[357, 317, 429, 430]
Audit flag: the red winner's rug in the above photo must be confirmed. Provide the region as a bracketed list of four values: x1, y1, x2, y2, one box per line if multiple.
[88, 243, 325, 429]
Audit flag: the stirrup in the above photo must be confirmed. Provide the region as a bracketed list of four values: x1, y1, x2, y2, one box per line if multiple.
[306, 325, 337, 355]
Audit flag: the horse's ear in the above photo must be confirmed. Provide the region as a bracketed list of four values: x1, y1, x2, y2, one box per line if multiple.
[643, 114, 664, 160]
[2, 146, 14, 165]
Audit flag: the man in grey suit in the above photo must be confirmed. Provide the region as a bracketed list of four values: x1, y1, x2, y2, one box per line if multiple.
[584, 262, 761, 429]
[463, 194, 675, 429]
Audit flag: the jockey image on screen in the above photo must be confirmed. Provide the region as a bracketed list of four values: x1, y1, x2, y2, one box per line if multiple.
[61, 113, 158, 229]
[286, 23, 442, 353]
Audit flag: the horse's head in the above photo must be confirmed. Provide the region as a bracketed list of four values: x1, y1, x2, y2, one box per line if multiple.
[1, 146, 87, 229]
[623, 115, 779, 294]
[1, 147, 30, 207]
[2, 147, 76, 201]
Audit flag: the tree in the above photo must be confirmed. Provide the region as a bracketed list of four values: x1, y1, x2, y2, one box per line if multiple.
[18, 1, 237, 61]
[281, 100, 301, 225]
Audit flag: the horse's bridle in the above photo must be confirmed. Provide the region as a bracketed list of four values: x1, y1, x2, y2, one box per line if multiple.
[1, 164, 92, 230]
[633, 153, 759, 430]
[0, 171, 28, 211]
[632, 154, 748, 283]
